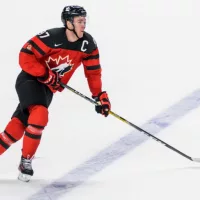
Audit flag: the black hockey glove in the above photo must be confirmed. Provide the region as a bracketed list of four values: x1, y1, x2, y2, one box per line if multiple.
[92, 91, 111, 117]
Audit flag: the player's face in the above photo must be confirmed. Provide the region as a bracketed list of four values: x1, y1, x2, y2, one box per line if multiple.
[73, 16, 86, 38]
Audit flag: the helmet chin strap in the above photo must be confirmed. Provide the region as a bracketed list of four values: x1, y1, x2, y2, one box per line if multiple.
[66, 23, 80, 39]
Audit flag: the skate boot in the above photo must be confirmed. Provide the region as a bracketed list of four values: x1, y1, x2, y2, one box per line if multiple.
[18, 156, 34, 182]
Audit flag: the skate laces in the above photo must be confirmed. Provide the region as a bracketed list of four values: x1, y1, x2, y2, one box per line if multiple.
[21, 157, 32, 170]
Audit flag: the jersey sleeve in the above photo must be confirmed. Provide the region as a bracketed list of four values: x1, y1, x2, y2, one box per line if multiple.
[82, 47, 102, 96]
[19, 31, 52, 77]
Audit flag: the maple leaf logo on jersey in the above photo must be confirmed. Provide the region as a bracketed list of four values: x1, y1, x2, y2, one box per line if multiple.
[45, 55, 74, 76]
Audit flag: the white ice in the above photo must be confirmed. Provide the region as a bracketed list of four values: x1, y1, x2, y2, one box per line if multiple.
[0, 0, 200, 199]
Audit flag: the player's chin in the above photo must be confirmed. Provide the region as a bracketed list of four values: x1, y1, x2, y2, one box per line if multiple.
[78, 32, 84, 38]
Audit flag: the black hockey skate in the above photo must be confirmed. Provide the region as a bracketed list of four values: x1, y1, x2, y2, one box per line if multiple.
[18, 156, 34, 182]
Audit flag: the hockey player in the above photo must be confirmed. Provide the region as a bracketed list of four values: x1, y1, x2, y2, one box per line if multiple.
[0, 5, 111, 182]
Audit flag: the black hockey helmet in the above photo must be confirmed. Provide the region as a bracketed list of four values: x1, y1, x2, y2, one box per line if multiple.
[61, 5, 87, 26]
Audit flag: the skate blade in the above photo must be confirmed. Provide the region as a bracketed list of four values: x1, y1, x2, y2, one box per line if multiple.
[18, 172, 32, 182]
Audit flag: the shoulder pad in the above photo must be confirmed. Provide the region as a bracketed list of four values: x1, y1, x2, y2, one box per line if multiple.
[82, 32, 98, 53]
[36, 27, 65, 47]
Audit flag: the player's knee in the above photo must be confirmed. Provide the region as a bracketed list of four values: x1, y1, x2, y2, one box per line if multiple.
[0, 116, 26, 155]
[5, 117, 25, 141]
[0, 117, 26, 155]
[25, 124, 43, 141]
[28, 105, 49, 128]
[0, 132, 17, 154]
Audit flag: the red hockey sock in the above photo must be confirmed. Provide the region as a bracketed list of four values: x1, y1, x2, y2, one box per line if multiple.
[0, 117, 25, 155]
[22, 105, 48, 159]
[22, 125, 43, 159]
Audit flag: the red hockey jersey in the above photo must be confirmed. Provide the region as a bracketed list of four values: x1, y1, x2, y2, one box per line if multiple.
[19, 27, 102, 96]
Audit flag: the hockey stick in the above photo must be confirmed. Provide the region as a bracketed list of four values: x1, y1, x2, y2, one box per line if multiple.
[59, 81, 200, 163]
